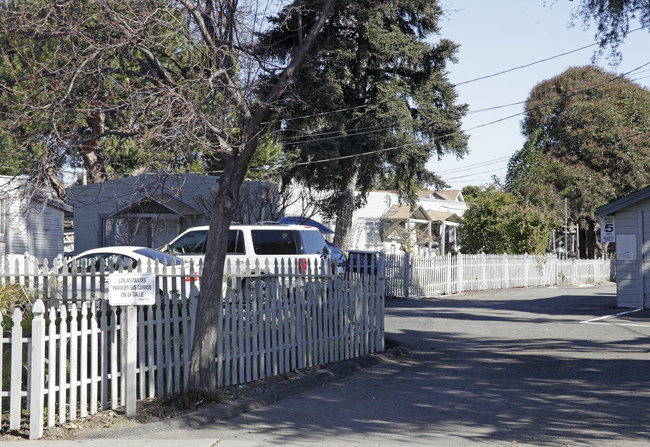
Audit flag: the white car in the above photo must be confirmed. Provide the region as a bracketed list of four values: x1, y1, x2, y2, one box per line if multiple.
[161, 224, 331, 276]
[53, 246, 186, 302]
[65, 246, 182, 272]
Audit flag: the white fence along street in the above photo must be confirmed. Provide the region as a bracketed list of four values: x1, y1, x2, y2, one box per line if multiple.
[385, 252, 614, 298]
[0, 255, 385, 439]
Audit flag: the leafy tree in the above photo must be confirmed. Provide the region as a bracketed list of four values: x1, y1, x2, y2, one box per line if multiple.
[458, 184, 559, 255]
[259, 0, 468, 249]
[204, 134, 286, 182]
[460, 185, 482, 201]
[572, 1, 650, 58]
[0, 1, 204, 194]
[506, 65, 650, 256]
[0, 0, 336, 396]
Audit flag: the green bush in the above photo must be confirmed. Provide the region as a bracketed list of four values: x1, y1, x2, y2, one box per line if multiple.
[0, 282, 35, 335]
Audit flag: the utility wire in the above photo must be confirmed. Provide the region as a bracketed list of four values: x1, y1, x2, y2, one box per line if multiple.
[267, 60, 650, 172]
[264, 32, 644, 129]
[63, 58, 650, 181]
[453, 27, 642, 87]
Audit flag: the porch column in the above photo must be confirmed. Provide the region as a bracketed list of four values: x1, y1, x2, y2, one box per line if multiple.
[441, 222, 446, 255]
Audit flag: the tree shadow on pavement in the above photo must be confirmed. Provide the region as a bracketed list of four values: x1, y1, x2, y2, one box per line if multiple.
[181, 284, 650, 445]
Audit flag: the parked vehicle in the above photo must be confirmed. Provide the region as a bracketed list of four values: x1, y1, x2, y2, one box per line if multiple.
[348, 250, 382, 276]
[54, 246, 184, 302]
[66, 246, 182, 272]
[326, 242, 348, 275]
[161, 224, 331, 276]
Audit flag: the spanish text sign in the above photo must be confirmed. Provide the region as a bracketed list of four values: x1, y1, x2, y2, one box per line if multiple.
[108, 273, 156, 306]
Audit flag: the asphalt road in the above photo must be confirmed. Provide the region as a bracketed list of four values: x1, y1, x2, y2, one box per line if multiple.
[32, 283, 650, 446]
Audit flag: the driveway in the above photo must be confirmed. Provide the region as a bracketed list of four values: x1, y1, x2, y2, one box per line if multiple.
[41, 283, 650, 446]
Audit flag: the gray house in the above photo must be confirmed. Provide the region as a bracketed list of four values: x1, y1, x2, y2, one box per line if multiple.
[0, 175, 72, 262]
[65, 173, 279, 254]
[597, 185, 650, 308]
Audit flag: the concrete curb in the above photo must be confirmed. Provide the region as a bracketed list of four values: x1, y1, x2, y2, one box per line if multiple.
[86, 337, 412, 439]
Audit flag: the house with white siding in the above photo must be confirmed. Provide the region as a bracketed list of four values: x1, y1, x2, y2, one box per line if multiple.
[598, 186, 650, 308]
[285, 188, 467, 254]
[0, 175, 71, 262]
[65, 173, 278, 254]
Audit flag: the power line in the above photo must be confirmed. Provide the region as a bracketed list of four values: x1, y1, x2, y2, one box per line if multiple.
[265, 33, 645, 132]
[445, 167, 507, 181]
[59, 59, 650, 181]
[437, 156, 511, 175]
[453, 27, 642, 87]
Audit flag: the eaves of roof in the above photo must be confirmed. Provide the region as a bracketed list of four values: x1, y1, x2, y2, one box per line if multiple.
[597, 185, 650, 216]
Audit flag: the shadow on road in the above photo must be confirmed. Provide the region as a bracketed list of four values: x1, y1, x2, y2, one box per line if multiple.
[182, 284, 650, 445]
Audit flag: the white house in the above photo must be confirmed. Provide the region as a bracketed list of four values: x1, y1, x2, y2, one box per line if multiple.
[0, 175, 72, 262]
[285, 188, 467, 254]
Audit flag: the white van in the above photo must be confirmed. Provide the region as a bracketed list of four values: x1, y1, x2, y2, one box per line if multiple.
[162, 224, 330, 276]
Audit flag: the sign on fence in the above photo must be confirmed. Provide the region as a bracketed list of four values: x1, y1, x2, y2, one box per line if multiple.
[108, 273, 156, 306]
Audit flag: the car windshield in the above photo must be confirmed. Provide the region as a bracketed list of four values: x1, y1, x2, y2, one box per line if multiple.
[169, 229, 245, 255]
[327, 243, 346, 262]
[169, 230, 208, 254]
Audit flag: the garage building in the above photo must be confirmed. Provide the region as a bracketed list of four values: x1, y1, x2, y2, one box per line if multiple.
[598, 185, 650, 308]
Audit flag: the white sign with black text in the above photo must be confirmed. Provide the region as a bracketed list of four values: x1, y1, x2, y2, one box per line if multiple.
[600, 215, 615, 243]
[108, 273, 156, 306]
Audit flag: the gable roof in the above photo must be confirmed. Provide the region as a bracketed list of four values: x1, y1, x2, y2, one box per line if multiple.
[107, 192, 202, 218]
[426, 210, 460, 223]
[382, 205, 461, 224]
[382, 204, 430, 221]
[418, 189, 464, 202]
[597, 185, 650, 216]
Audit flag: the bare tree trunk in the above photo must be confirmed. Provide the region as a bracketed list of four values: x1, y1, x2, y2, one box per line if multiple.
[187, 155, 246, 392]
[185, 0, 336, 396]
[79, 110, 106, 183]
[334, 170, 358, 251]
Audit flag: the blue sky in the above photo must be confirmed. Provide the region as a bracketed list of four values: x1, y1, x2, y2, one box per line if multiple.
[429, 1, 650, 191]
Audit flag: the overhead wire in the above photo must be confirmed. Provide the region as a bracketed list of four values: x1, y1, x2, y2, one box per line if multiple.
[452, 27, 642, 87]
[262, 60, 650, 169]
[51, 33, 650, 180]
[91, 57, 650, 180]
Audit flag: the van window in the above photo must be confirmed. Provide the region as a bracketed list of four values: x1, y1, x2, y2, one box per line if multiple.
[251, 230, 298, 255]
[170, 230, 207, 254]
[170, 229, 246, 255]
[227, 230, 245, 254]
[300, 229, 327, 254]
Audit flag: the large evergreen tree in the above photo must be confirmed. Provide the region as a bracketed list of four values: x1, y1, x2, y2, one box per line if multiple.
[572, 1, 650, 58]
[506, 65, 650, 256]
[260, 0, 468, 249]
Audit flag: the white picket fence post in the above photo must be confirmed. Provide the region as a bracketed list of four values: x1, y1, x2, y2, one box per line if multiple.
[10, 308, 23, 430]
[404, 252, 410, 298]
[29, 300, 46, 439]
[524, 253, 529, 288]
[456, 252, 465, 293]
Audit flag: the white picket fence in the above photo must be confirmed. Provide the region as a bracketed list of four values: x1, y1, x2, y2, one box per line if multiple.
[385, 252, 614, 298]
[0, 255, 385, 439]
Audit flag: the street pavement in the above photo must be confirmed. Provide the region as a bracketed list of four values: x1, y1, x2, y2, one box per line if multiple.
[27, 283, 650, 446]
